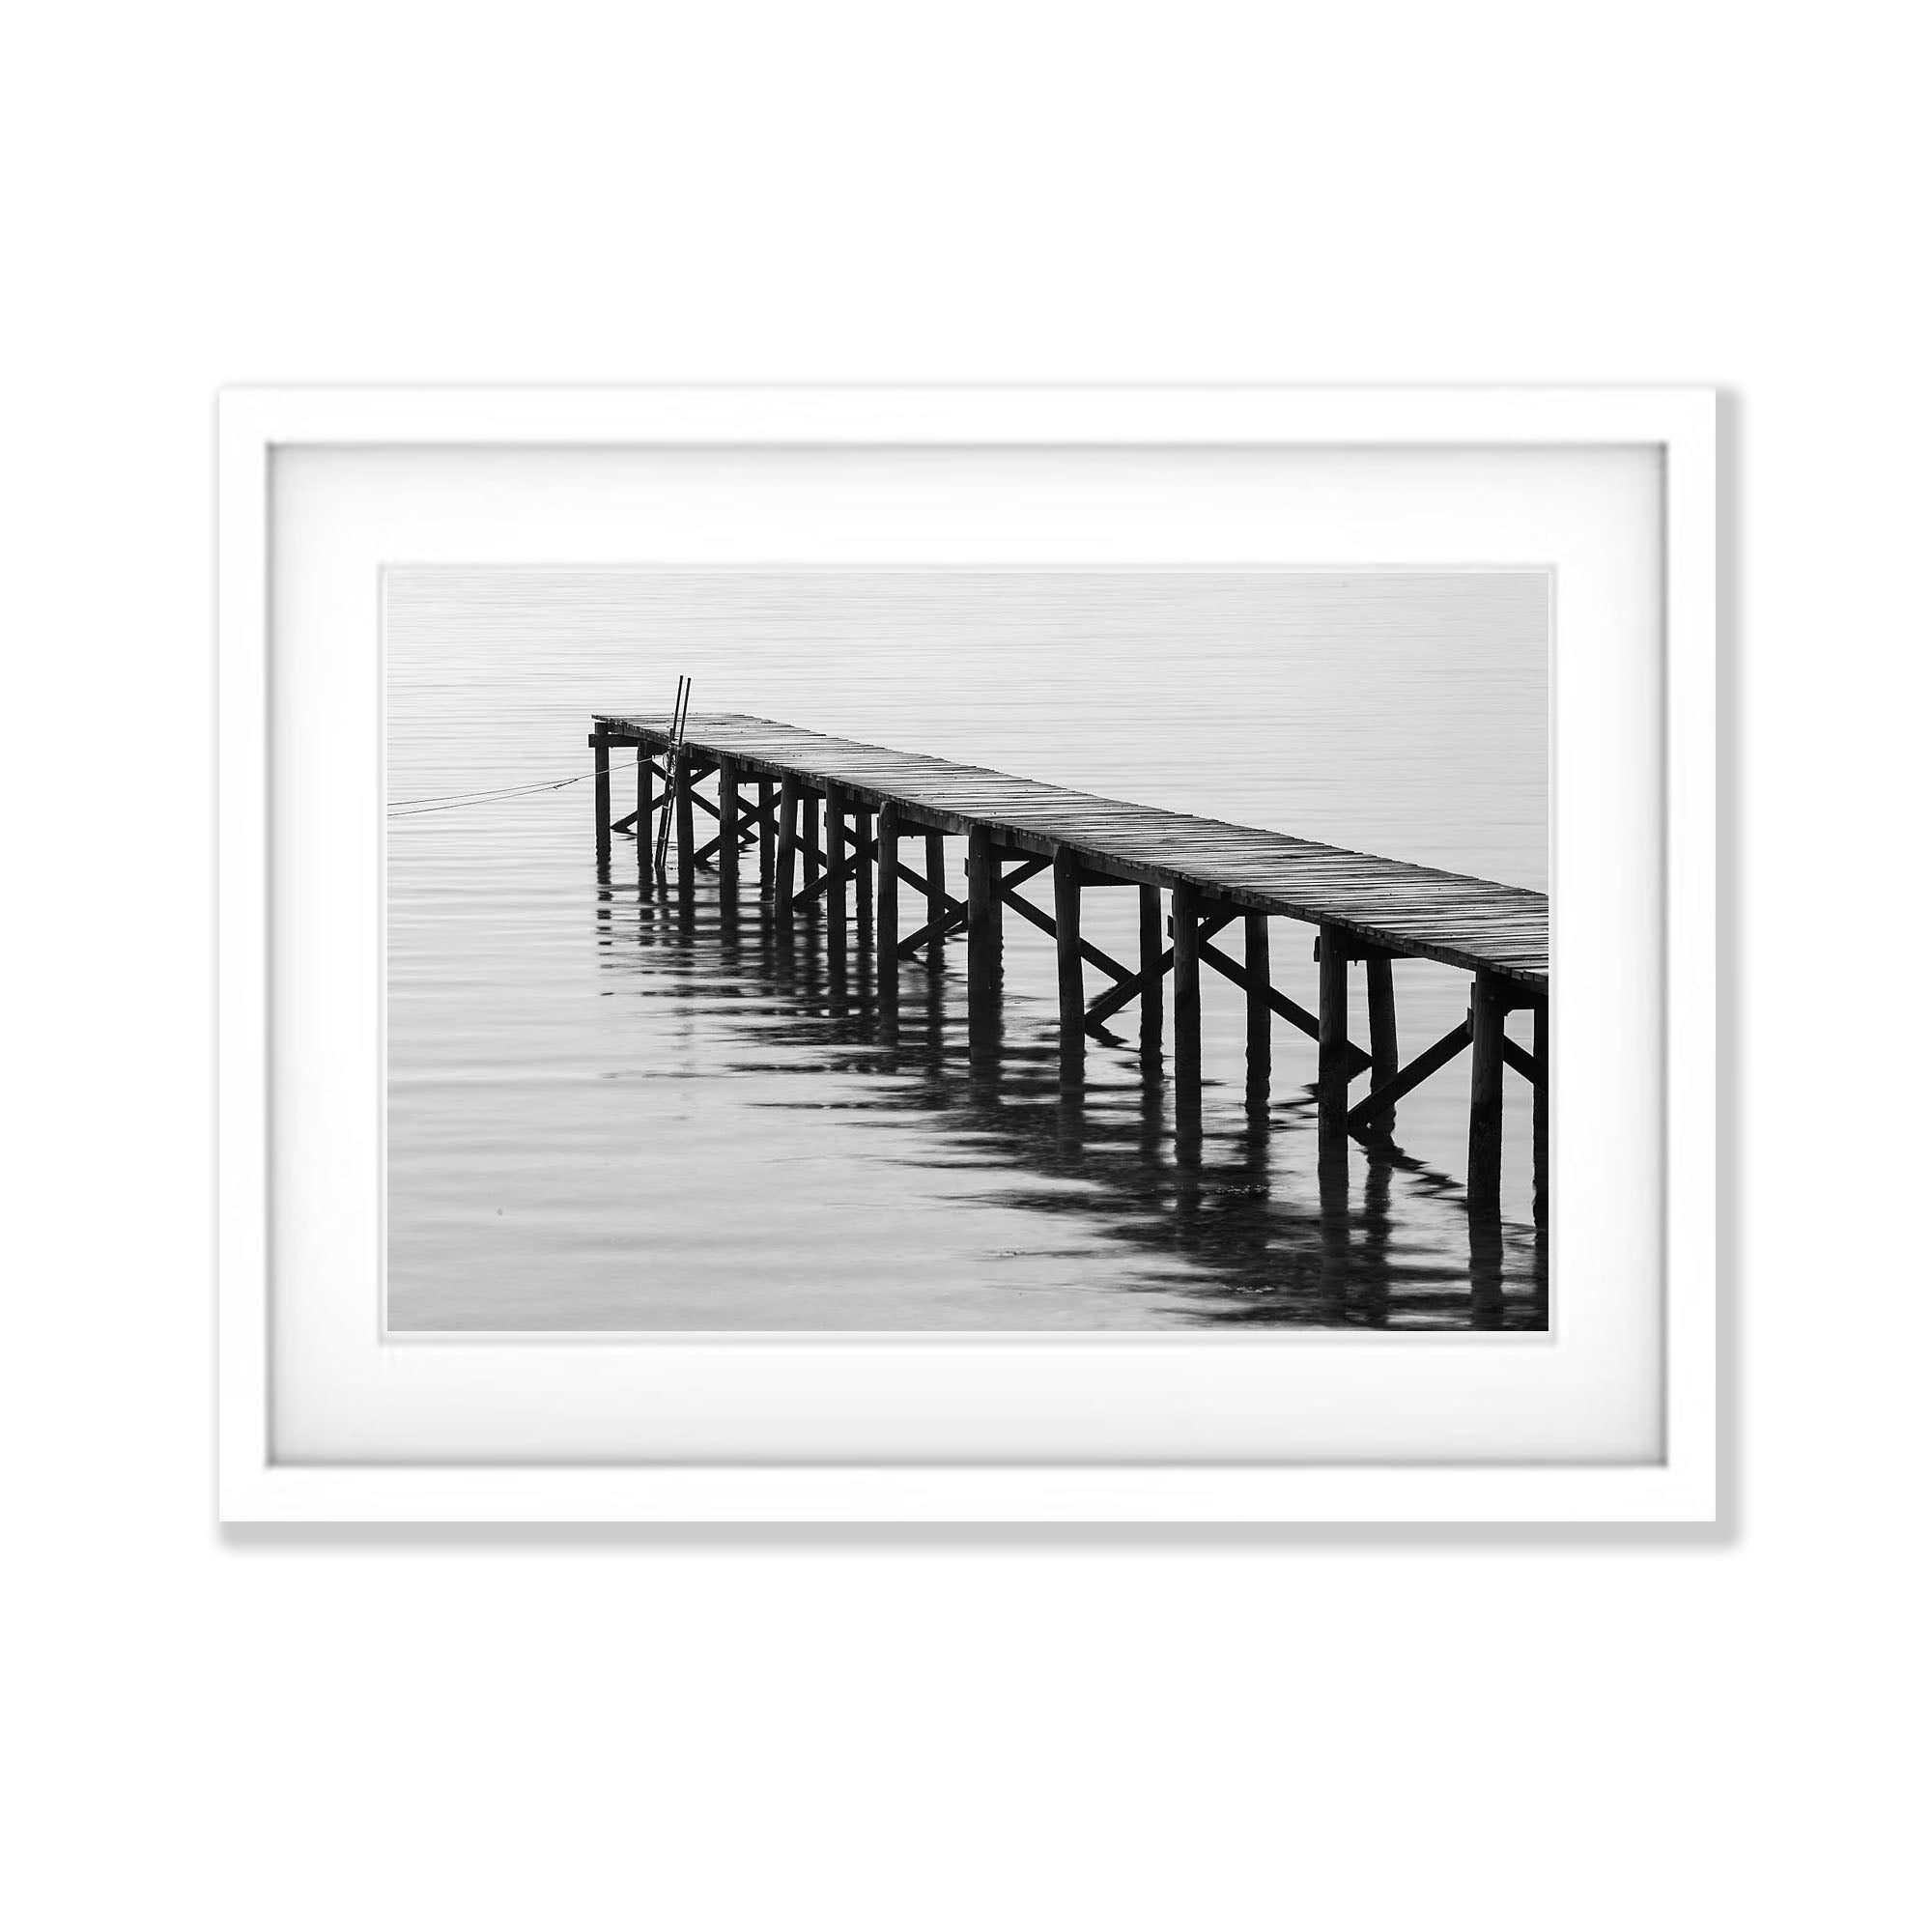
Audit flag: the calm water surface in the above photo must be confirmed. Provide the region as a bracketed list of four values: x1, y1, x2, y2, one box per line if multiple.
[387, 569, 1548, 1329]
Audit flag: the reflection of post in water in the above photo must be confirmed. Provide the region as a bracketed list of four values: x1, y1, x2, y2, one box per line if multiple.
[1237, 1095, 1273, 1298]
[594, 853, 614, 943]
[1355, 1135, 1395, 1328]
[1467, 1205, 1506, 1327]
[1317, 1135, 1352, 1319]
[1172, 1070, 1204, 1248]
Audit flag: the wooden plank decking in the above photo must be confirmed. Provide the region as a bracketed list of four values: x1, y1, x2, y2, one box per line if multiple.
[595, 711, 1548, 989]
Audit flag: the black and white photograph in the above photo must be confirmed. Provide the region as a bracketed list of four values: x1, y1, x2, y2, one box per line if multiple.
[386, 566, 1548, 1332]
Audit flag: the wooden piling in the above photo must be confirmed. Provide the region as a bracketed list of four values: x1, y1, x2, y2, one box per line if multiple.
[758, 779, 776, 890]
[876, 803, 900, 1007]
[924, 830, 946, 969]
[776, 777, 799, 923]
[673, 751, 695, 880]
[717, 754, 739, 894]
[592, 734, 611, 867]
[1532, 997, 1548, 1228]
[803, 791, 820, 891]
[854, 805, 873, 947]
[1138, 885, 1164, 1059]
[1173, 879, 1202, 1087]
[1244, 911, 1270, 1103]
[1317, 925, 1350, 1137]
[824, 783, 848, 959]
[1365, 953, 1398, 1132]
[1467, 969, 1507, 1218]
[1053, 847, 1084, 1052]
[966, 825, 1003, 1000]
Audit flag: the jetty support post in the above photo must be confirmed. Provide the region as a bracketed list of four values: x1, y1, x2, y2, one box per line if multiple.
[1317, 924, 1351, 1139]
[1053, 847, 1083, 1065]
[1467, 968, 1508, 1220]
[924, 830, 946, 970]
[966, 825, 1003, 1032]
[876, 803, 900, 1012]
[591, 732, 611, 867]
[758, 780, 776, 891]
[717, 754, 739, 896]
[776, 777, 800, 925]
[1173, 880, 1202, 1094]
[824, 783, 848, 963]
[854, 803, 873, 948]
[1244, 911, 1270, 1109]
[1364, 950, 1399, 1134]
[803, 791, 820, 893]
[1532, 996, 1548, 1229]
[673, 749, 695, 884]
[1139, 885, 1164, 1060]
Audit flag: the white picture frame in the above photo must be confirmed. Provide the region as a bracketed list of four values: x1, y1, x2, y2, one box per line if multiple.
[218, 385, 1717, 1523]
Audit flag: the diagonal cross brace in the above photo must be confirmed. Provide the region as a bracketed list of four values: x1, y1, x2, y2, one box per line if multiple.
[1346, 1020, 1472, 1134]
[1084, 909, 1238, 1029]
[1196, 936, 1373, 1078]
[997, 864, 1134, 984]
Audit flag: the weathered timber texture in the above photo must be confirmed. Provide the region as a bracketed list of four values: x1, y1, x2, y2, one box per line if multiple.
[595, 712, 1547, 986]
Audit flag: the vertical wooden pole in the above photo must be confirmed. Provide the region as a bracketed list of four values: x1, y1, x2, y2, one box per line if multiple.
[824, 784, 848, 961]
[803, 791, 820, 892]
[776, 777, 799, 924]
[1173, 879, 1201, 1090]
[876, 802, 900, 1009]
[1366, 953, 1398, 1133]
[1317, 926, 1350, 1138]
[1532, 996, 1548, 1229]
[758, 779, 775, 891]
[924, 830, 946, 969]
[717, 754, 739, 895]
[637, 745, 653, 841]
[966, 826, 1002, 998]
[854, 804, 873, 946]
[1467, 970, 1507, 1219]
[674, 753, 695, 880]
[1053, 847, 1084, 1055]
[592, 733, 611, 867]
[1244, 911, 1270, 1104]
[1138, 884, 1164, 1059]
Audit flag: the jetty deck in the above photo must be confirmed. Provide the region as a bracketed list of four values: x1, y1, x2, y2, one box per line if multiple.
[597, 712, 1547, 987]
[590, 708, 1548, 1223]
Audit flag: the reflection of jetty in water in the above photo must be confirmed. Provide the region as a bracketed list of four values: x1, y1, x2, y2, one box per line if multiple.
[594, 849, 1547, 1331]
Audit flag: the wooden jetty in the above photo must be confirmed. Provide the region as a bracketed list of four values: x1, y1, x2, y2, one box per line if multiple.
[591, 711, 1548, 1219]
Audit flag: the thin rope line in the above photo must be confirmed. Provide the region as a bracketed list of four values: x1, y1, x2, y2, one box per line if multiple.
[387, 751, 665, 816]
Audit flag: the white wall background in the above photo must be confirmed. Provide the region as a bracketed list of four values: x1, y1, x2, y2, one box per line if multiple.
[4, 5, 1925, 1927]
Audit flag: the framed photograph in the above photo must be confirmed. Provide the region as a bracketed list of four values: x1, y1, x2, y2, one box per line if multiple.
[218, 385, 1716, 1521]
